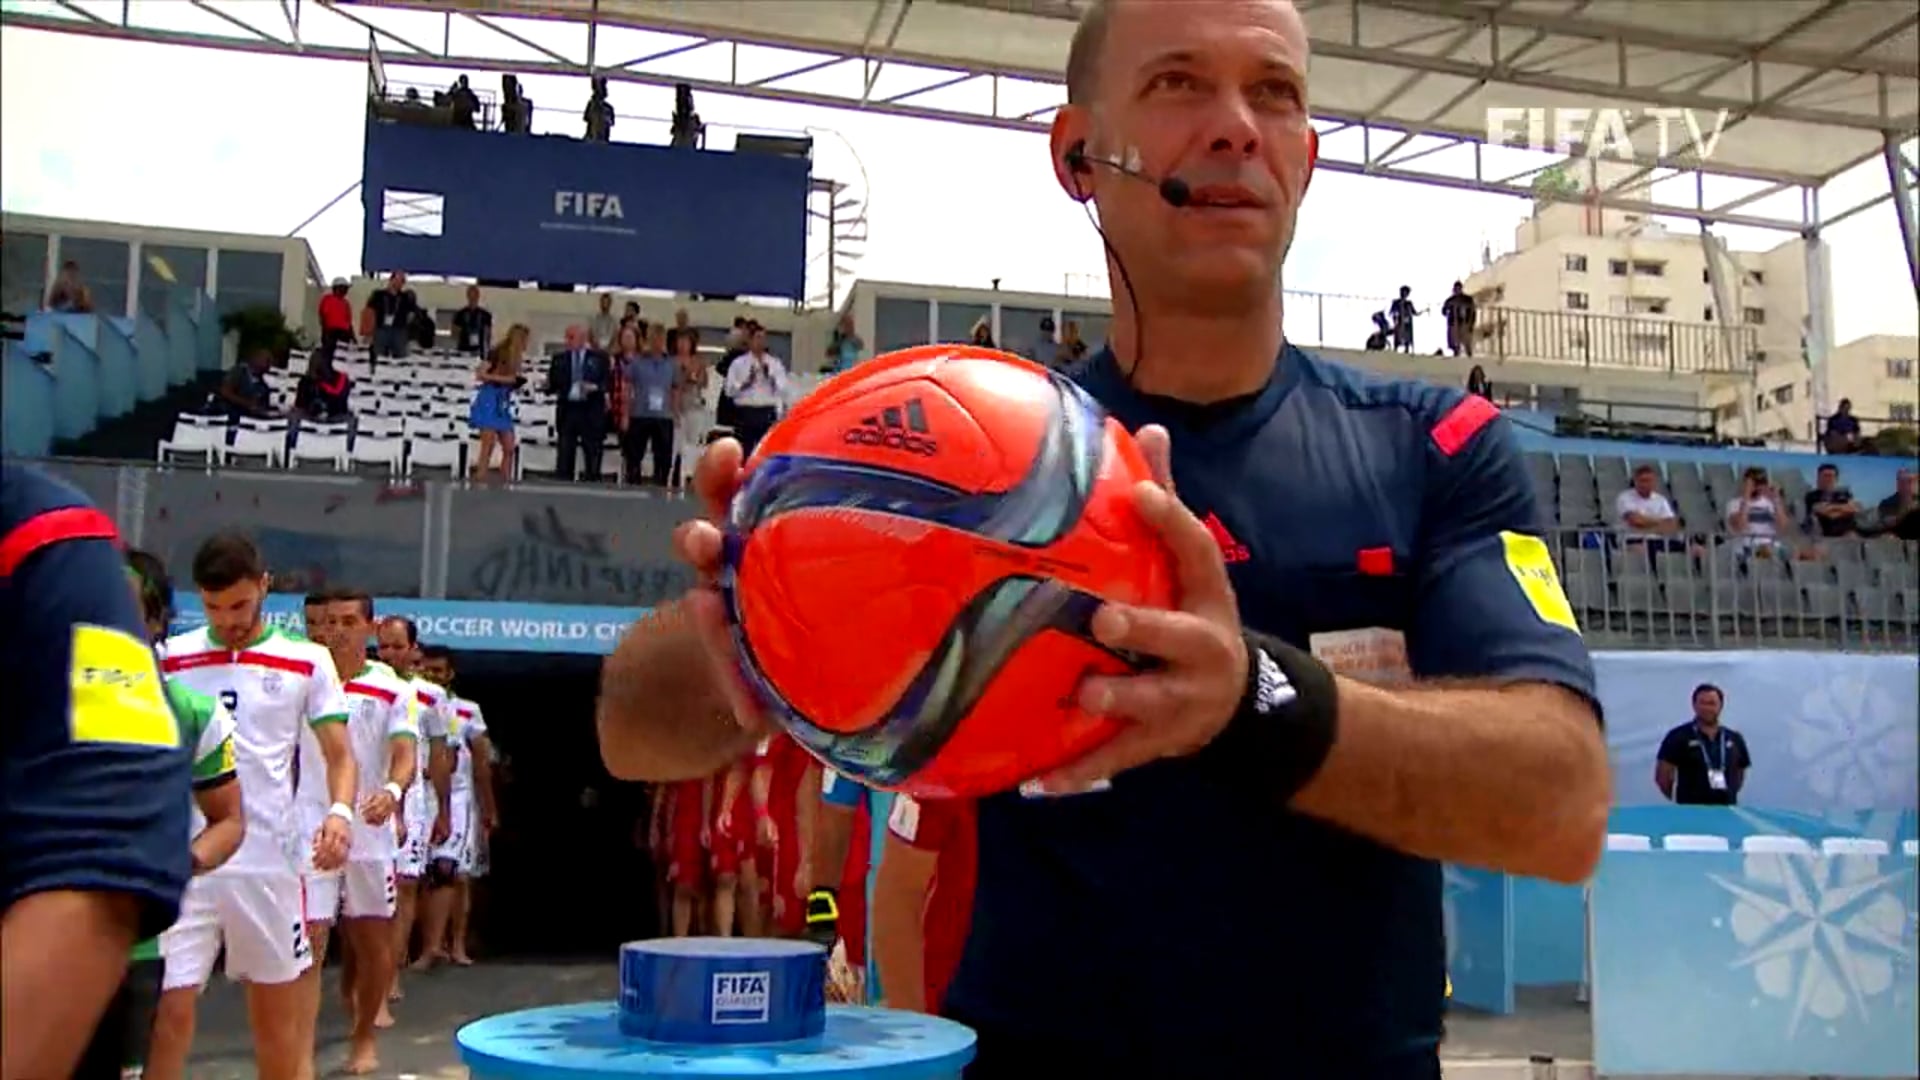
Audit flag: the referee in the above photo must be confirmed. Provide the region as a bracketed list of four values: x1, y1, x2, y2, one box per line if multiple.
[1, 463, 194, 1079]
[597, 2, 1609, 1076]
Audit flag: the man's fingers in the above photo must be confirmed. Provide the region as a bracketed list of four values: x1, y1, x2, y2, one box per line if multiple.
[1033, 721, 1166, 794]
[1091, 604, 1234, 669]
[672, 519, 726, 578]
[1076, 669, 1214, 728]
[1132, 481, 1236, 613]
[683, 587, 770, 736]
[694, 438, 744, 520]
[1134, 424, 1174, 492]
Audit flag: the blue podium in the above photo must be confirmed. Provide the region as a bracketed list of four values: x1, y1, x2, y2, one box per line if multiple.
[457, 938, 976, 1080]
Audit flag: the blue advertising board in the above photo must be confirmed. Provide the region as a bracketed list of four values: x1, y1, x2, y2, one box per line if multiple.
[362, 119, 810, 298]
[172, 594, 645, 655]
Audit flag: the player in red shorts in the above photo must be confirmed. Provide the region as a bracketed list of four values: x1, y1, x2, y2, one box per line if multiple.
[750, 735, 812, 935]
[709, 754, 759, 936]
[663, 776, 709, 936]
[872, 794, 977, 1015]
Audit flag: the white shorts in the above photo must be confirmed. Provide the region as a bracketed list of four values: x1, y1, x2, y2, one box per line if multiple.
[432, 791, 473, 871]
[467, 799, 490, 879]
[302, 871, 341, 926]
[395, 824, 428, 878]
[341, 860, 398, 919]
[160, 873, 314, 990]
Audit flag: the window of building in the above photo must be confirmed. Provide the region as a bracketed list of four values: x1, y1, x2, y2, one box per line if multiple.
[214, 249, 284, 317]
[1631, 261, 1665, 277]
[1564, 254, 1587, 272]
[1629, 297, 1667, 316]
[137, 244, 209, 327]
[935, 302, 991, 345]
[1888, 357, 1915, 380]
[1804, 381, 1812, 397]
[58, 236, 132, 317]
[1701, 269, 1711, 284]
[1771, 384, 1795, 406]
[999, 305, 1055, 363]
[1742, 307, 1766, 325]
[1890, 403, 1917, 423]
[872, 296, 930, 352]
[1754, 394, 1768, 414]
[1746, 270, 1765, 286]
[1063, 312, 1110, 352]
[1565, 291, 1589, 310]
[1608, 259, 1628, 277]
[1748, 350, 1768, 365]
[1608, 296, 1630, 314]
[1703, 306, 1714, 321]
[0, 231, 49, 315]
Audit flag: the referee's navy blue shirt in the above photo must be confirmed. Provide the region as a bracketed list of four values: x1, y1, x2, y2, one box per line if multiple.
[944, 346, 1597, 1077]
[0, 463, 193, 942]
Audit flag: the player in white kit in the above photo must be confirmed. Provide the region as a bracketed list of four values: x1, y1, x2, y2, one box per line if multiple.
[372, 616, 451, 1013]
[309, 589, 417, 1075]
[149, 534, 355, 1080]
[415, 647, 496, 969]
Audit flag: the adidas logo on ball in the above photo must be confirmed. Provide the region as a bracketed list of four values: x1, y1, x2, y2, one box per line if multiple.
[842, 397, 940, 456]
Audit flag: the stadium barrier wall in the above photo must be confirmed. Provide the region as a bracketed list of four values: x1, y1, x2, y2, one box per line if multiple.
[1516, 425, 1915, 502]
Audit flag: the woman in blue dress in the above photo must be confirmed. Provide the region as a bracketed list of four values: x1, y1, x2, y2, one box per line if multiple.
[468, 322, 529, 482]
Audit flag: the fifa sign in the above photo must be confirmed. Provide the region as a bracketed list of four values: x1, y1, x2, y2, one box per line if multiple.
[553, 191, 625, 219]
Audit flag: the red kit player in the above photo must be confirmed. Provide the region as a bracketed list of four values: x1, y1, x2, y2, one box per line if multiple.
[872, 794, 978, 1015]
[663, 775, 709, 937]
[710, 754, 758, 936]
[751, 735, 812, 936]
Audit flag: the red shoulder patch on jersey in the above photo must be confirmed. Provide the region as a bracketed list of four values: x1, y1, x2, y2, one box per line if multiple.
[346, 681, 399, 704]
[0, 506, 120, 577]
[1429, 395, 1499, 457]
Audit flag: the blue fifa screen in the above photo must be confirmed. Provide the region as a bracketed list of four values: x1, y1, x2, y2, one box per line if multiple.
[361, 119, 811, 298]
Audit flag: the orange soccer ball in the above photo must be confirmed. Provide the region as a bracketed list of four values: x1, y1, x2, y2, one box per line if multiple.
[719, 345, 1174, 798]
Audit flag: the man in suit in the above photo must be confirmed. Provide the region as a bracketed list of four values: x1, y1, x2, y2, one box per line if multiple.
[545, 325, 611, 482]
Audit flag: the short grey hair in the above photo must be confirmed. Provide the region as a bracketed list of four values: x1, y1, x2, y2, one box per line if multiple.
[1064, 0, 1115, 105]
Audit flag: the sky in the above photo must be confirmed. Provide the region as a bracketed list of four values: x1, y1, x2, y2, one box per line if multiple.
[1, 2, 1915, 347]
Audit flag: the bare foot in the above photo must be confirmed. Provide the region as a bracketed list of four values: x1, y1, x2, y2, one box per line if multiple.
[450, 952, 474, 967]
[345, 1039, 380, 1075]
[409, 951, 443, 973]
[374, 1007, 397, 1029]
[388, 980, 404, 1002]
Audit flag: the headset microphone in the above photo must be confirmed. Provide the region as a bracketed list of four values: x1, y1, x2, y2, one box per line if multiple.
[1065, 141, 1192, 208]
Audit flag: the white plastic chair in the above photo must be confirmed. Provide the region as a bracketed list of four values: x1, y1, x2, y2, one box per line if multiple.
[406, 436, 463, 478]
[1741, 836, 1815, 854]
[1820, 837, 1889, 856]
[357, 414, 405, 439]
[1661, 834, 1731, 851]
[288, 424, 350, 472]
[220, 418, 288, 468]
[158, 414, 223, 466]
[514, 439, 556, 481]
[1605, 833, 1653, 851]
[348, 434, 404, 479]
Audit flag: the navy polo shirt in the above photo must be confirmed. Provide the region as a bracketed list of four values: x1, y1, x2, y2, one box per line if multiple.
[0, 463, 193, 943]
[943, 346, 1597, 1077]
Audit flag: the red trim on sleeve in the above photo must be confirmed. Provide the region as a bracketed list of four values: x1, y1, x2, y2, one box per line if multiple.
[0, 507, 121, 577]
[237, 650, 314, 677]
[1429, 395, 1500, 457]
[161, 649, 314, 677]
[345, 681, 398, 704]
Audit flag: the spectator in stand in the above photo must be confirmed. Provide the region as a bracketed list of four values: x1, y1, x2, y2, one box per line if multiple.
[363, 272, 420, 369]
[1614, 465, 1686, 554]
[1363, 311, 1391, 351]
[546, 325, 611, 482]
[619, 301, 644, 340]
[716, 319, 754, 434]
[469, 324, 529, 483]
[723, 326, 789, 457]
[622, 324, 678, 486]
[293, 349, 352, 423]
[1822, 399, 1862, 455]
[672, 329, 711, 491]
[1725, 467, 1799, 559]
[447, 75, 479, 128]
[216, 349, 279, 420]
[673, 308, 692, 338]
[317, 279, 354, 359]
[1802, 462, 1862, 540]
[590, 294, 618, 350]
[1388, 286, 1418, 353]
[451, 286, 493, 356]
[44, 260, 94, 313]
[723, 318, 751, 363]
[969, 317, 996, 349]
[1055, 319, 1089, 368]
[1872, 468, 1918, 539]
[824, 313, 864, 374]
[1441, 282, 1476, 358]
[1465, 365, 1493, 401]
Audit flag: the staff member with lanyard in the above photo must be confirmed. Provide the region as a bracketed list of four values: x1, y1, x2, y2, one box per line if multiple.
[596, 2, 1609, 1075]
[1655, 683, 1751, 806]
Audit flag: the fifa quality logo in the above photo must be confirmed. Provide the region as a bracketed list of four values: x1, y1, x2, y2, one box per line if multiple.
[710, 971, 772, 1025]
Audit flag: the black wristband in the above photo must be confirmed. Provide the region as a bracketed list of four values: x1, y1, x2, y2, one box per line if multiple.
[1204, 631, 1339, 804]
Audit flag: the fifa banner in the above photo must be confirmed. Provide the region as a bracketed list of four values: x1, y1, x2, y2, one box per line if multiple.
[171, 594, 647, 655]
[1595, 649, 1920, 813]
[361, 118, 810, 298]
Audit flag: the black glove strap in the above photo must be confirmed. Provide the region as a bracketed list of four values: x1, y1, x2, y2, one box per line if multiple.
[1204, 631, 1340, 805]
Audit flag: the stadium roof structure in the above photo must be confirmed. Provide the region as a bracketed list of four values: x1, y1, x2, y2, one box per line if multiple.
[5, 0, 1915, 275]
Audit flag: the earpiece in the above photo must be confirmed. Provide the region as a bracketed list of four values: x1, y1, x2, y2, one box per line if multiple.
[1064, 139, 1091, 175]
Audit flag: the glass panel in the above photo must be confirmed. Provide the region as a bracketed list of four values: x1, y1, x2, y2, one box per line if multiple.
[1062, 311, 1110, 353]
[1, 232, 49, 315]
[137, 244, 209, 327]
[444, 487, 695, 605]
[764, 331, 793, 365]
[215, 249, 285, 316]
[56, 236, 131, 316]
[936, 302, 990, 346]
[999, 305, 1055, 363]
[873, 297, 929, 353]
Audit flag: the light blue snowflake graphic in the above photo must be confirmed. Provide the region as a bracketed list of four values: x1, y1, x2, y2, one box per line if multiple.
[1788, 676, 1918, 811]
[1710, 853, 1914, 1038]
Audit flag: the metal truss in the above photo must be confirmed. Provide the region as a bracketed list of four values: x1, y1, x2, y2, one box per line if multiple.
[2, 0, 1910, 239]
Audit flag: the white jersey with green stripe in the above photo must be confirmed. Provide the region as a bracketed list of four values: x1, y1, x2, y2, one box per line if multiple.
[336, 659, 418, 861]
[159, 626, 349, 874]
[447, 696, 488, 798]
[133, 678, 239, 962]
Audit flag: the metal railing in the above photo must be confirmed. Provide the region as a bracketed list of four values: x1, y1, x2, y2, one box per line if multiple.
[1476, 307, 1756, 374]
